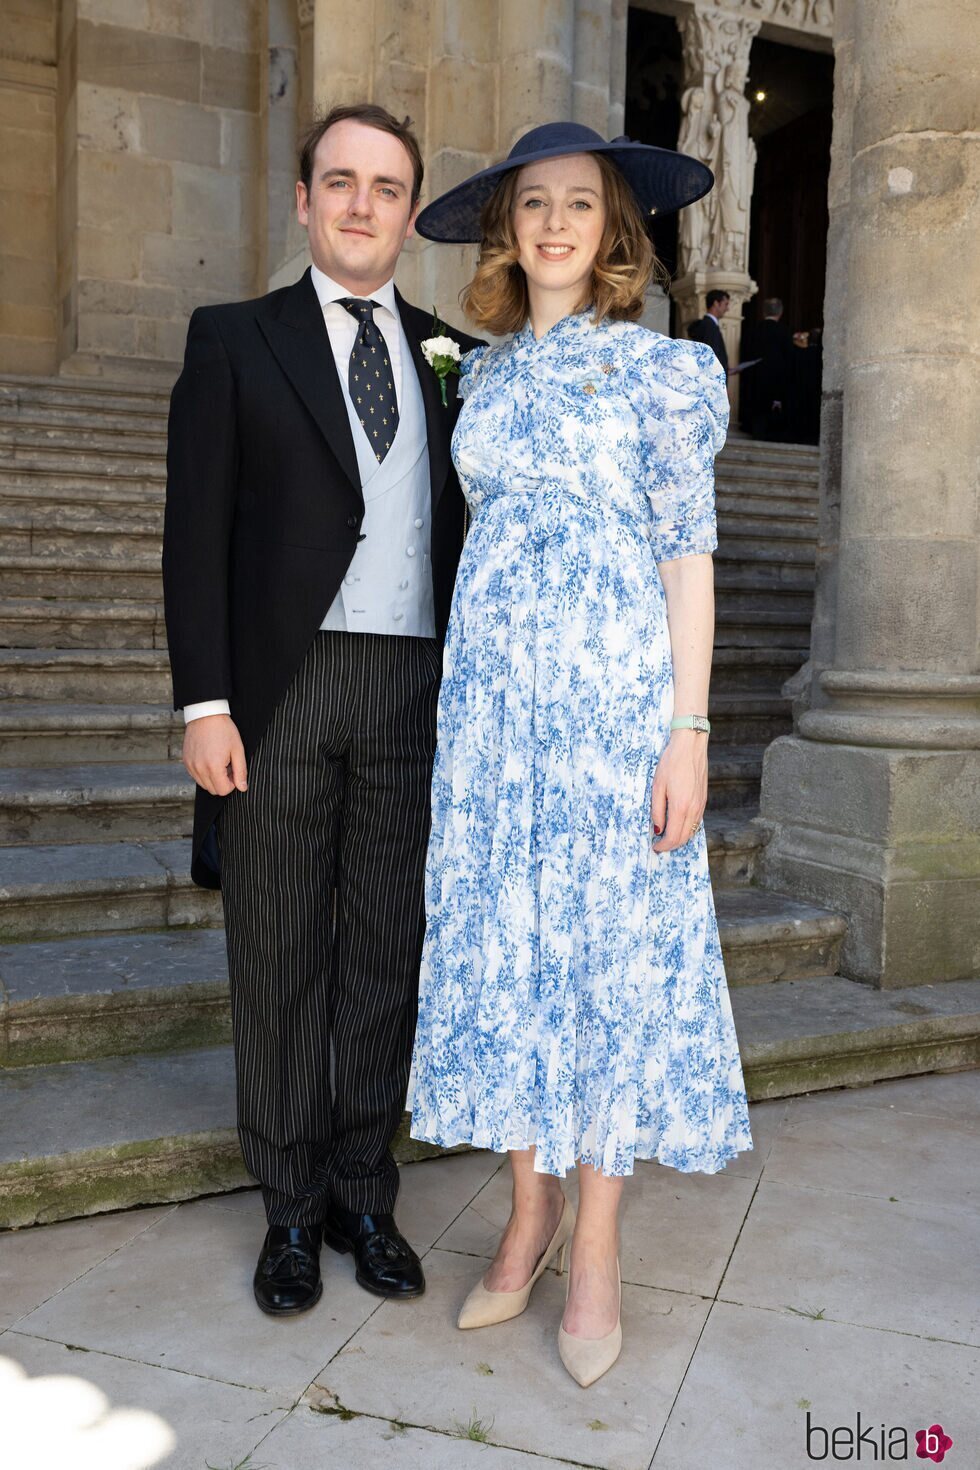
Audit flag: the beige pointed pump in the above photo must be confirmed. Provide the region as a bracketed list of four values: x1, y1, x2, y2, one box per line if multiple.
[558, 1256, 622, 1388]
[457, 1195, 576, 1330]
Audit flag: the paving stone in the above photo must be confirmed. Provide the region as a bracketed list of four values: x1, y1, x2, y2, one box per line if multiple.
[258, 1405, 547, 1469]
[720, 1177, 980, 1344]
[1, 1333, 291, 1470]
[765, 1088, 980, 1214]
[14, 1198, 382, 1396]
[313, 1246, 709, 1469]
[0, 1204, 173, 1329]
[651, 1300, 980, 1470]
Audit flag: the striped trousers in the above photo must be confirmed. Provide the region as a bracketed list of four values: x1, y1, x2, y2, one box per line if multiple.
[218, 632, 441, 1226]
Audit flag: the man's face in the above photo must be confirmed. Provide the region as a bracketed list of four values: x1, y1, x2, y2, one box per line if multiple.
[713, 295, 730, 318]
[296, 119, 418, 292]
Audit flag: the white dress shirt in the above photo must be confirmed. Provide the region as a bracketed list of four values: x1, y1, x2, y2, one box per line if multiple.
[183, 266, 433, 724]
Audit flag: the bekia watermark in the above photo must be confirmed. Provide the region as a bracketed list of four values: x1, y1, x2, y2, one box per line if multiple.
[805, 1411, 954, 1461]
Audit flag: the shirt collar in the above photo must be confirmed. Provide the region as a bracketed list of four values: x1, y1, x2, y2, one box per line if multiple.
[310, 262, 398, 320]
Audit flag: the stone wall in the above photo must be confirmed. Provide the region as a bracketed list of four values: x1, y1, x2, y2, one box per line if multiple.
[56, 0, 266, 378]
[268, 0, 629, 331]
[0, 0, 58, 373]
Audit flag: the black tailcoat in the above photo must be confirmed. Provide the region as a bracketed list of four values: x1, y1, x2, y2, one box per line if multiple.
[163, 268, 481, 888]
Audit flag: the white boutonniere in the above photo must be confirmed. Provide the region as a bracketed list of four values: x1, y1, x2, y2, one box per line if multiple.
[421, 310, 462, 406]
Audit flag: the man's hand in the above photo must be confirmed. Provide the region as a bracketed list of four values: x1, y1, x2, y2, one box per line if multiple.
[182, 714, 248, 796]
[651, 729, 708, 853]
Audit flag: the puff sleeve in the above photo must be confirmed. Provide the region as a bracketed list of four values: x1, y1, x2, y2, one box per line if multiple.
[636, 336, 729, 563]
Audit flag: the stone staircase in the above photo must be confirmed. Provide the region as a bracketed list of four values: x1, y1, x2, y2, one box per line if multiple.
[2, 373, 978, 1229]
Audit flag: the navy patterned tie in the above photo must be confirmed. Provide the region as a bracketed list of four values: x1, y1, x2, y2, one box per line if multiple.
[339, 298, 398, 463]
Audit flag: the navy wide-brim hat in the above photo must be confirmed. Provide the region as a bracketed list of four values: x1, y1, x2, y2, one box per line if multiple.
[415, 121, 713, 244]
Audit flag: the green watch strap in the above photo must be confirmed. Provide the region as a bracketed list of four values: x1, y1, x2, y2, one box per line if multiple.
[670, 715, 711, 734]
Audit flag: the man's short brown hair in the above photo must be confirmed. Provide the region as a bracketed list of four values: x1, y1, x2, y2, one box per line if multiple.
[298, 104, 424, 203]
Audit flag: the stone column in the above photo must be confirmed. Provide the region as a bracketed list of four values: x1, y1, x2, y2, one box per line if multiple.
[670, 5, 759, 379]
[758, 0, 980, 986]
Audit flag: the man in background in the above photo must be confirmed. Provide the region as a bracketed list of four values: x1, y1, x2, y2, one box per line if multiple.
[741, 296, 794, 440]
[687, 289, 730, 374]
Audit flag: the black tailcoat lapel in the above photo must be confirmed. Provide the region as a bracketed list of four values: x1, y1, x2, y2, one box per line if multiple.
[256, 269, 362, 503]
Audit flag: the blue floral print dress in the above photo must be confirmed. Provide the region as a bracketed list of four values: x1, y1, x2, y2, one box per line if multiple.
[407, 311, 753, 1177]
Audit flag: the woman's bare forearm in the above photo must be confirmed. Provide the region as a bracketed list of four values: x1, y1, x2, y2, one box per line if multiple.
[657, 552, 715, 717]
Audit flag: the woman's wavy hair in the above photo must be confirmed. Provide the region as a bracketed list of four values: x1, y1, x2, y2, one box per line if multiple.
[460, 153, 660, 336]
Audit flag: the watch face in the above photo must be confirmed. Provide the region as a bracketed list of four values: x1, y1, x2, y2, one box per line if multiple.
[693, 715, 710, 733]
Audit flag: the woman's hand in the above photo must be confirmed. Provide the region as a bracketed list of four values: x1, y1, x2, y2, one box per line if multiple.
[651, 728, 708, 853]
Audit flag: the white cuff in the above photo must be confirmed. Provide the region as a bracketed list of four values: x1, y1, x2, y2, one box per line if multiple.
[183, 700, 231, 724]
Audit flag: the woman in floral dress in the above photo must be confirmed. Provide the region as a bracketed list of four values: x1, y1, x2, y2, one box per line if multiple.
[407, 122, 753, 1386]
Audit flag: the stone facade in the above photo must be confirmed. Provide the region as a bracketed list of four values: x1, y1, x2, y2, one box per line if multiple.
[0, 0, 58, 373]
[0, 0, 976, 992]
[0, 0, 836, 372]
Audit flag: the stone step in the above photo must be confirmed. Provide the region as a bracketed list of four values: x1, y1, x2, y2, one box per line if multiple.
[0, 552, 815, 609]
[1, 646, 800, 707]
[0, 648, 173, 703]
[0, 554, 162, 601]
[704, 745, 765, 808]
[714, 583, 813, 617]
[0, 809, 759, 947]
[0, 702, 180, 764]
[0, 838, 221, 942]
[0, 743, 763, 845]
[0, 421, 167, 457]
[0, 697, 779, 767]
[7, 975, 978, 1229]
[715, 888, 846, 984]
[0, 374, 171, 419]
[713, 555, 815, 589]
[0, 508, 162, 556]
[714, 540, 817, 570]
[0, 877, 837, 1070]
[0, 597, 164, 649]
[713, 607, 815, 649]
[0, 442, 165, 478]
[0, 929, 230, 1066]
[718, 511, 818, 540]
[715, 492, 820, 525]
[710, 646, 808, 693]
[0, 762, 193, 844]
[0, 401, 169, 435]
[0, 466, 165, 507]
[715, 464, 819, 496]
[707, 692, 791, 746]
[719, 439, 819, 468]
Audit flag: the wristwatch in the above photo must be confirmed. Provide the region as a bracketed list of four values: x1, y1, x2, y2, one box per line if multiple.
[670, 715, 711, 734]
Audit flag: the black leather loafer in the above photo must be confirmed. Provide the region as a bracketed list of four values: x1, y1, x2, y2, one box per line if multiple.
[253, 1225, 323, 1316]
[321, 1208, 425, 1299]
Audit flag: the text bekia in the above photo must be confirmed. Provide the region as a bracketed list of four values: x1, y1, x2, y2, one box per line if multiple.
[805, 1412, 954, 1461]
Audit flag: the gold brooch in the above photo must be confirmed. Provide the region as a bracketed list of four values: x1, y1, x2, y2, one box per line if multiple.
[600, 363, 615, 375]
[582, 382, 597, 395]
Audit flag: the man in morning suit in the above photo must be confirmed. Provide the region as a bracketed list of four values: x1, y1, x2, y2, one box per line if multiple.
[686, 289, 730, 374]
[163, 104, 481, 1316]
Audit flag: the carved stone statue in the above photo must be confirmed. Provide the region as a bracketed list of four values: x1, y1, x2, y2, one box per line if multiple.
[709, 59, 756, 271]
[676, 85, 720, 273]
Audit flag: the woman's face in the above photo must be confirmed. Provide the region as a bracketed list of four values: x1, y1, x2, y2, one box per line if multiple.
[511, 152, 606, 304]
